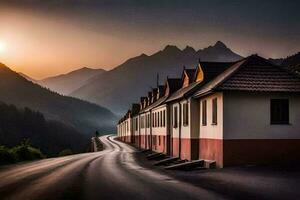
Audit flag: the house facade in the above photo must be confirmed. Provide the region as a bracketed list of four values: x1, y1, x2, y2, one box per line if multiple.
[194, 56, 300, 167]
[117, 55, 300, 168]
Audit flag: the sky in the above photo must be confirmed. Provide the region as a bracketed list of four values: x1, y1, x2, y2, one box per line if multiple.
[0, 0, 299, 79]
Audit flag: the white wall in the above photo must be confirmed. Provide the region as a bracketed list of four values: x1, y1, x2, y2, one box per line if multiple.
[170, 102, 180, 139]
[198, 92, 224, 139]
[140, 113, 146, 136]
[223, 92, 300, 139]
[152, 105, 168, 136]
[180, 99, 190, 139]
[133, 116, 139, 136]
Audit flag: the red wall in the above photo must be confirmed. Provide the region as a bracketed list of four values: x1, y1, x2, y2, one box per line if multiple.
[223, 139, 300, 167]
[171, 138, 199, 160]
[199, 139, 223, 168]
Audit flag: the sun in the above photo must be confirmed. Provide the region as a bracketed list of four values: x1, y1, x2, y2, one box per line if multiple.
[0, 41, 6, 53]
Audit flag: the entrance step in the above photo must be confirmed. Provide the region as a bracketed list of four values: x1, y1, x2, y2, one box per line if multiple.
[141, 149, 152, 154]
[204, 160, 216, 169]
[146, 152, 164, 160]
[154, 157, 179, 166]
[165, 160, 204, 170]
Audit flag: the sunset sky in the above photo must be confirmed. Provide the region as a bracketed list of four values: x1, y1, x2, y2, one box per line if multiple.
[0, 0, 299, 79]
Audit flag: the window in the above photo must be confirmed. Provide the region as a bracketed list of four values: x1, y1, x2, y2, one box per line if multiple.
[152, 113, 154, 127]
[156, 112, 159, 127]
[158, 136, 161, 145]
[160, 111, 163, 127]
[212, 98, 218, 125]
[141, 115, 145, 128]
[183, 103, 189, 126]
[271, 99, 289, 124]
[163, 110, 166, 127]
[202, 100, 207, 126]
[173, 106, 178, 128]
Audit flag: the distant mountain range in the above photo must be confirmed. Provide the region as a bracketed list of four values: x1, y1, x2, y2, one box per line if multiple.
[270, 52, 300, 74]
[0, 102, 88, 156]
[20, 42, 299, 116]
[18, 72, 37, 83]
[0, 63, 117, 134]
[70, 41, 242, 114]
[38, 67, 106, 95]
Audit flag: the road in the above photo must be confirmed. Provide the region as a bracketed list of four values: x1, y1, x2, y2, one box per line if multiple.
[0, 135, 226, 200]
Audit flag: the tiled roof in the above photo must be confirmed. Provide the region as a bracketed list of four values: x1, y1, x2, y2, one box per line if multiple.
[131, 104, 140, 116]
[167, 61, 235, 102]
[141, 96, 168, 113]
[194, 55, 300, 97]
[167, 78, 182, 93]
[185, 68, 196, 84]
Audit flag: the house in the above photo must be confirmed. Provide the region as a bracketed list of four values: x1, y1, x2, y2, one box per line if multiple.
[139, 96, 152, 150]
[193, 55, 300, 167]
[117, 110, 132, 143]
[166, 61, 235, 160]
[131, 104, 140, 147]
[149, 79, 182, 154]
[117, 54, 300, 168]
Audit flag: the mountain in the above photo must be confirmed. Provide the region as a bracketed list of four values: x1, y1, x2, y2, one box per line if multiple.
[281, 52, 300, 73]
[0, 102, 88, 156]
[39, 67, 106, 95]
[0, 63, 117, 134]
[19, 72, 37, 83]
[71, 41, 242, 114]
[270, 52, 300, 74]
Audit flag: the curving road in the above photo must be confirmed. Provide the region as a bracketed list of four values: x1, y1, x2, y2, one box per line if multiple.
[0, 135, 226, 200]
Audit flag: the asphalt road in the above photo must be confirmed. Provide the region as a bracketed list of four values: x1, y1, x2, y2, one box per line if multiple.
[0, 135, 226, 200]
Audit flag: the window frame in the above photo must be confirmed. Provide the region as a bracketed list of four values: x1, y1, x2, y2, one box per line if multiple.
[182, 102, 189, 127]
[173, 106, 178, 128]
[212, 98, 218, 125]
[270, 99, 289, 125]
[202, 100, 207, 126]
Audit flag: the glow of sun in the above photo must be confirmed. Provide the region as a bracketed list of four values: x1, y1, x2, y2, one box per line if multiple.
[0, 41, 6, 53]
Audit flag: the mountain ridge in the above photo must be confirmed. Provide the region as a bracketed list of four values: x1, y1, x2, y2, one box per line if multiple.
[70, 41, 242, 114]
[39, 67, 106, 95]
[0, 63, 117, 134]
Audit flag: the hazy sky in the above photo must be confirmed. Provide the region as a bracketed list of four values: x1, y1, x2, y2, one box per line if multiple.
[0, 0, 299, 79]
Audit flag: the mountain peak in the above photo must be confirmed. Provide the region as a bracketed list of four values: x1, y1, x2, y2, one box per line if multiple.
[213, 41, 227, 49]
[162, 45, 181, 53]
[183, 45, 196, 53]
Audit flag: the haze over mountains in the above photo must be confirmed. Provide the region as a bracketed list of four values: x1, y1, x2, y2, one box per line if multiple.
[39, 67, 106, 95]
[0, 63, 117, 134]
[70, 41, 242, 114]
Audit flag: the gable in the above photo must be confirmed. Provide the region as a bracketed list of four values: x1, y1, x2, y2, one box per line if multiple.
[165, 81, 170, 96]
[182, 71, 190, 88]
[195, 64, 204, 82]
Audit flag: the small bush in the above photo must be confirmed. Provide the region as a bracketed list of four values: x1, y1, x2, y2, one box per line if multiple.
[10, 140, 45, 162]
[0, 146, 16, 164]
[58, 149, 73, 157]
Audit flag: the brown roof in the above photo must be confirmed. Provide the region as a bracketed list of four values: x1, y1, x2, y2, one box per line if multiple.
[167, 61, 235, 102]
[131, 104, 140, 116]
[194, 55, 300, 98]
[185, 68, 196, 84]
[166, 78, 182, 94]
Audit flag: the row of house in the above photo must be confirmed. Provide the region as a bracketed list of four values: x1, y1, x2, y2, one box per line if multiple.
[117, 55, 300, 168]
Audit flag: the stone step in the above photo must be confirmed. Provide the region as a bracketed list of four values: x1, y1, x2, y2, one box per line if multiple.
[154, 157, 179, 166]
[146, 152, 163, 159]
[147, 153, 167, 160]
[165, 160, 204, 170]
[204, 160, 216, 169]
